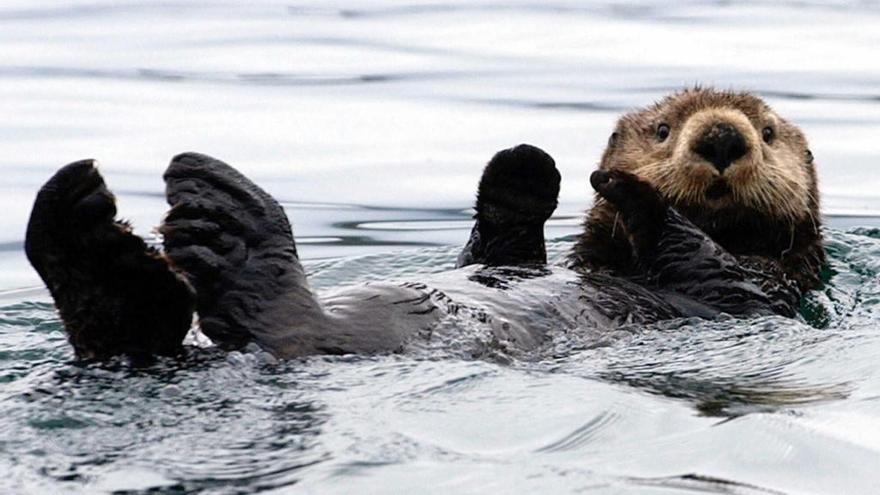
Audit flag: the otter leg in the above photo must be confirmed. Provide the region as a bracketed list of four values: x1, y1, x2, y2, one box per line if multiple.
[24, 160, 195, 361]
[456, 144, 560, 268]
[160, 153, 326, 353]
[590, 170, 795, 316]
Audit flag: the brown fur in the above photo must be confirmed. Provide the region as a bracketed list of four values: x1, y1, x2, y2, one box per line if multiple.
[571, 88, 824, 293]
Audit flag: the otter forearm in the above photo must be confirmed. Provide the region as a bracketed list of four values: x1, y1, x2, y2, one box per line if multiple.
[456, 144, 560, 268]
[587, 169, 804, 318]
[647, 209, 798, 317]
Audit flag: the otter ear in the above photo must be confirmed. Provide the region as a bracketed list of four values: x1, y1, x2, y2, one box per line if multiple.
[607, 132, 619, 148]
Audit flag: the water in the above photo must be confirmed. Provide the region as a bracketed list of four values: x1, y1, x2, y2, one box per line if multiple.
[1, 1, 880, 493]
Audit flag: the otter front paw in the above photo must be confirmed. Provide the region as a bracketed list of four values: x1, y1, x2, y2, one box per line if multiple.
[590, 170, 665, 216]
[458, 144, 560, 267]
[589, 169, 667, 263]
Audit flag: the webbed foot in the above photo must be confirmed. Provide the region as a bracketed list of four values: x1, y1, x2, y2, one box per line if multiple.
[160, 153, 321, 351]
[25, 160, 194, 361]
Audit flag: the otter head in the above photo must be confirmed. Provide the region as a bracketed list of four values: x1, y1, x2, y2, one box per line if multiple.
[577, 88, 824, 291]
[603, 88, 818, 223]
[601, 88, 820, 249]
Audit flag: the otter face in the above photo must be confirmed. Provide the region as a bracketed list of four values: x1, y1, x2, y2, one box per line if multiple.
[601, 88, 818, 224]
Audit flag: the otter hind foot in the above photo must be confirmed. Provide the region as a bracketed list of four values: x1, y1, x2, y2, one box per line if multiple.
[161, 153, 320, 352]
[457, 144, 560, 268]
[25, 160, 195, 361]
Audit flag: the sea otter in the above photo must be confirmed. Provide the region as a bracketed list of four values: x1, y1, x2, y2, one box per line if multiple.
[24, 88, 823, 362]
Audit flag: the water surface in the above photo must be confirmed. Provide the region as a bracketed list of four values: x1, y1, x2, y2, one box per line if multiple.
[1, 1, 880, 493]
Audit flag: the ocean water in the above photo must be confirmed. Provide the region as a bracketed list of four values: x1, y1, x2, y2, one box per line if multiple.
[2, 1, 880, 493]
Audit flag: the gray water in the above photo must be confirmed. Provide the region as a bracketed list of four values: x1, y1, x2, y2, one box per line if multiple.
[2, 1, 880, 493]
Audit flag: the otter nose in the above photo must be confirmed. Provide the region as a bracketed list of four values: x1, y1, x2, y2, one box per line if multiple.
[693, 122, 747, 173]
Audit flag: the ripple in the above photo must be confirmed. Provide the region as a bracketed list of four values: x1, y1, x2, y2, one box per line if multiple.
[0, 65, 511, 87]
[534, 410, 621, 453]
[352, 216, 581, 231]
[629, 473, 787, 495]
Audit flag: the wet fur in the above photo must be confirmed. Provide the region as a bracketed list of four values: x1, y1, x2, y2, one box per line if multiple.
[24, 160, 194, 362]
[457, 144, 560, 268]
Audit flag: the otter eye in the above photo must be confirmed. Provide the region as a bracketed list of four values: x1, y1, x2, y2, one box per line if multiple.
[656, 123, 670, 142]
[608, 132, 619, 147]
[805, 149, 814, 164]
[762, 126, 774, 144]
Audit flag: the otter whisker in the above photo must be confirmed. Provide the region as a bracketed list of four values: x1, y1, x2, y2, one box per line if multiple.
[808, 209, 819, 236]
[612, 212, 620, 239]
[781, 224, 796, 258]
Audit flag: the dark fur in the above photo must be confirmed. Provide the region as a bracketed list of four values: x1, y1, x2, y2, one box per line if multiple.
[457, 144, 560, 268]
[589, 169, 790, 317]
[160, 152, 320, 351]
[24, 160, 194, 362]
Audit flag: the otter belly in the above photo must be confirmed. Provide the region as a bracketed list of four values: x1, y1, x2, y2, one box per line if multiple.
[292, 264, 694, 360]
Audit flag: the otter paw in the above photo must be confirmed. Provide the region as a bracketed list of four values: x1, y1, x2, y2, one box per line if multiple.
[477, 144, 560, 224]
[457, 145, 559, 268]
[161, 152, 310, 350]
[590, 169, 668, 262]
[25, 160, 194, 361]
[590, 170, 665, 215]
